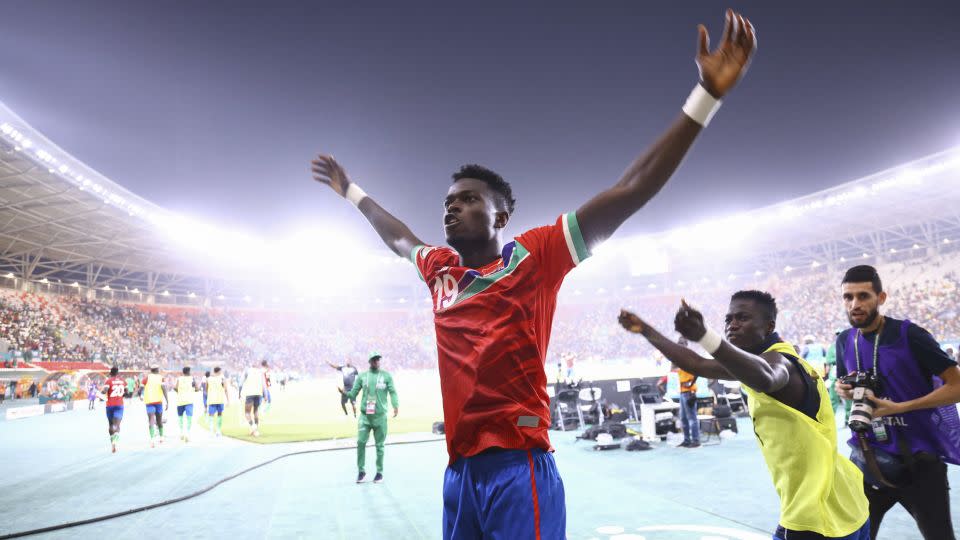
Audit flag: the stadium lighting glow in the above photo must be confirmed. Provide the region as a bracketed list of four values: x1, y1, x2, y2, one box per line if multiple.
[945, 238, 952, 244]
[188, 292, 196, 298]
[102, 285, 111, 291]
[648, 283, 657, 289]
[217, 294, 225, 300]
[889, 248, 897, 254]
[862, 253, 869, 258]
[398, 298, 407, 304]
[913, 244, 920, 249]
[40, 278, 48, 284]
[71, 282, 79, 288]
[132, 288, 140, 293]
[5, 273, 14, 278]
[243, 295, 251, 302]
[623, 285, 633, 291]
[597, 288, 606, 294]
[754, 270, 762, 276]
[784, 266, 793, 272]
[811, 261, 820, 268]
[840, 256, 846, 262]
[162, 290, 170, 296]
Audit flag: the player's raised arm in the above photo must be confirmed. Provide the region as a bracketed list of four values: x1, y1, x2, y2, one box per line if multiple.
[672, 300, 789, 393]
[311, 155, 425, 258]
[618, 309, 732, 379]
[576, 9, 756, 249]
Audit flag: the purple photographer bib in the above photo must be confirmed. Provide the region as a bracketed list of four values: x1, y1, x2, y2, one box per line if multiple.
[843, 319, 960, 465]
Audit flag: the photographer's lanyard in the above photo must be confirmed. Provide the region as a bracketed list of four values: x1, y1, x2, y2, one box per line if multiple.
[365, 372, 383, 415]
[854, 317, 889, 443]
[854, 317, 885, 373]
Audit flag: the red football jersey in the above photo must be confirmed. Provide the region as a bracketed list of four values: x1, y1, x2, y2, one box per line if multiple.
[412, 212, 590, 464]
[104, 377, 127, 407]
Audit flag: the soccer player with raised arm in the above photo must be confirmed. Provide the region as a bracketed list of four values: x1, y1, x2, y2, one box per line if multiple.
[311, 10, 755, 539]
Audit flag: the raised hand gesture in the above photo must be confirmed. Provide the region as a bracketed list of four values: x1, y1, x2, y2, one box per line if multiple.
[696, 9, 757, 98]
[674, 299, 708, 342]
[310, 154, 352, 198]
[618, 309, 647, 335]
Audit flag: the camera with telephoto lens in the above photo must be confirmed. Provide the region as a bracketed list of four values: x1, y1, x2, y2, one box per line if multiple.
[840, 370, 881, 433]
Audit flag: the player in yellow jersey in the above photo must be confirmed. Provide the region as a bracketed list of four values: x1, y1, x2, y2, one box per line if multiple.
[206, 366, 229, 437]
[175, 366, 200, 443]
[619, 290, 870, 539]
[140, 366, 169, 448]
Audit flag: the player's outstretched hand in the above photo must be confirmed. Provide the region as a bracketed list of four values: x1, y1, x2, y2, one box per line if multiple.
[337, 386, 344, 394]
[618, 309, 646, 335]
[310, 154, 351, 198]
[393, 407, 399, 418]
[696, 9, 756, 98]
[675, 299, 708, 342]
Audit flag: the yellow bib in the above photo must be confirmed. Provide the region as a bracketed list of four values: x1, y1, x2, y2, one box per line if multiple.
[143, 373, 164, 404]
[176, 376, 195, 406]
[207, 375, 226, 405]
[744, 341, 868, 536]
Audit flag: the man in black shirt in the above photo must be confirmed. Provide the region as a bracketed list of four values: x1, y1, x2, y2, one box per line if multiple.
[328, 361, 359, 417]
[835, 265, 960, 540]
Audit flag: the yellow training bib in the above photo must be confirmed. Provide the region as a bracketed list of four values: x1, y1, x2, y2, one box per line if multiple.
[207, 375, 226, 405]
[143, 373, 164, 404]
[744, 341, 868, 536]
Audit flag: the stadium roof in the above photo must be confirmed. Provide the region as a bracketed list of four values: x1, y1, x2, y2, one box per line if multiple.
[569, 145, 960, 286]
[2, 97, 959, 303]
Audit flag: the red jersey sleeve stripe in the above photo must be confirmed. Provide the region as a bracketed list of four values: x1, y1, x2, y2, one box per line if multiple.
[561, 212, 590, 266]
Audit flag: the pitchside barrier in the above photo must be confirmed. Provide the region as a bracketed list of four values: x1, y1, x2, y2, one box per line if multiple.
[2, 399, 77, 422]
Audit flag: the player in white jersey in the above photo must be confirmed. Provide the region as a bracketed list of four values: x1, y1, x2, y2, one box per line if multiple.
[240, 360, 268, 437]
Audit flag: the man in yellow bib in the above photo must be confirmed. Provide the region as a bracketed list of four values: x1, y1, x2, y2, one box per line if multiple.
[175, 367, 199, 443]
[619, 290, 869, 539]
[206, 366, 229, 437]
[140, 366, 169, 448]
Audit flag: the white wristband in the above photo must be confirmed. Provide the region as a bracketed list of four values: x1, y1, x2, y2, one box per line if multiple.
[697, 326, 723, 355]
[345, 183, 368, 207]
[682, 84, 722, 127]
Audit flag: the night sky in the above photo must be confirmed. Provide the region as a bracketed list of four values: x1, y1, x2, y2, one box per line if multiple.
[2, 1, 958, 249]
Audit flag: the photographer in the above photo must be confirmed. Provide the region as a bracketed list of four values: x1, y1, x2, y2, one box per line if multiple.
[835, 265, 960, 540]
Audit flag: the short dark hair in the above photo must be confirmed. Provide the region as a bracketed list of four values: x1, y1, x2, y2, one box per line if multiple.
[842, 265, 882, 293]
[110, 366, 119, 376]
[205, 370, 211, 377]
[213, 367, 221, 374]
[452, 164, 516, 214]
[182, 366, 191, 375]
[150, 367, 160, 374]
[731, 290, 778, 322]
[261, 360, 268, 367]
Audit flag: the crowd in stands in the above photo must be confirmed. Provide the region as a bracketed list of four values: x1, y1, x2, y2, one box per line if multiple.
[1, 254, 958, 375]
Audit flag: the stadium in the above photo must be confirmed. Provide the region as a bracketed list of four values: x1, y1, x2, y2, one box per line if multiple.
[2, 4, 960, 540]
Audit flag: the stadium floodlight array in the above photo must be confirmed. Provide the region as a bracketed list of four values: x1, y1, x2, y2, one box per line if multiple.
[1, 121, 152, 220]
